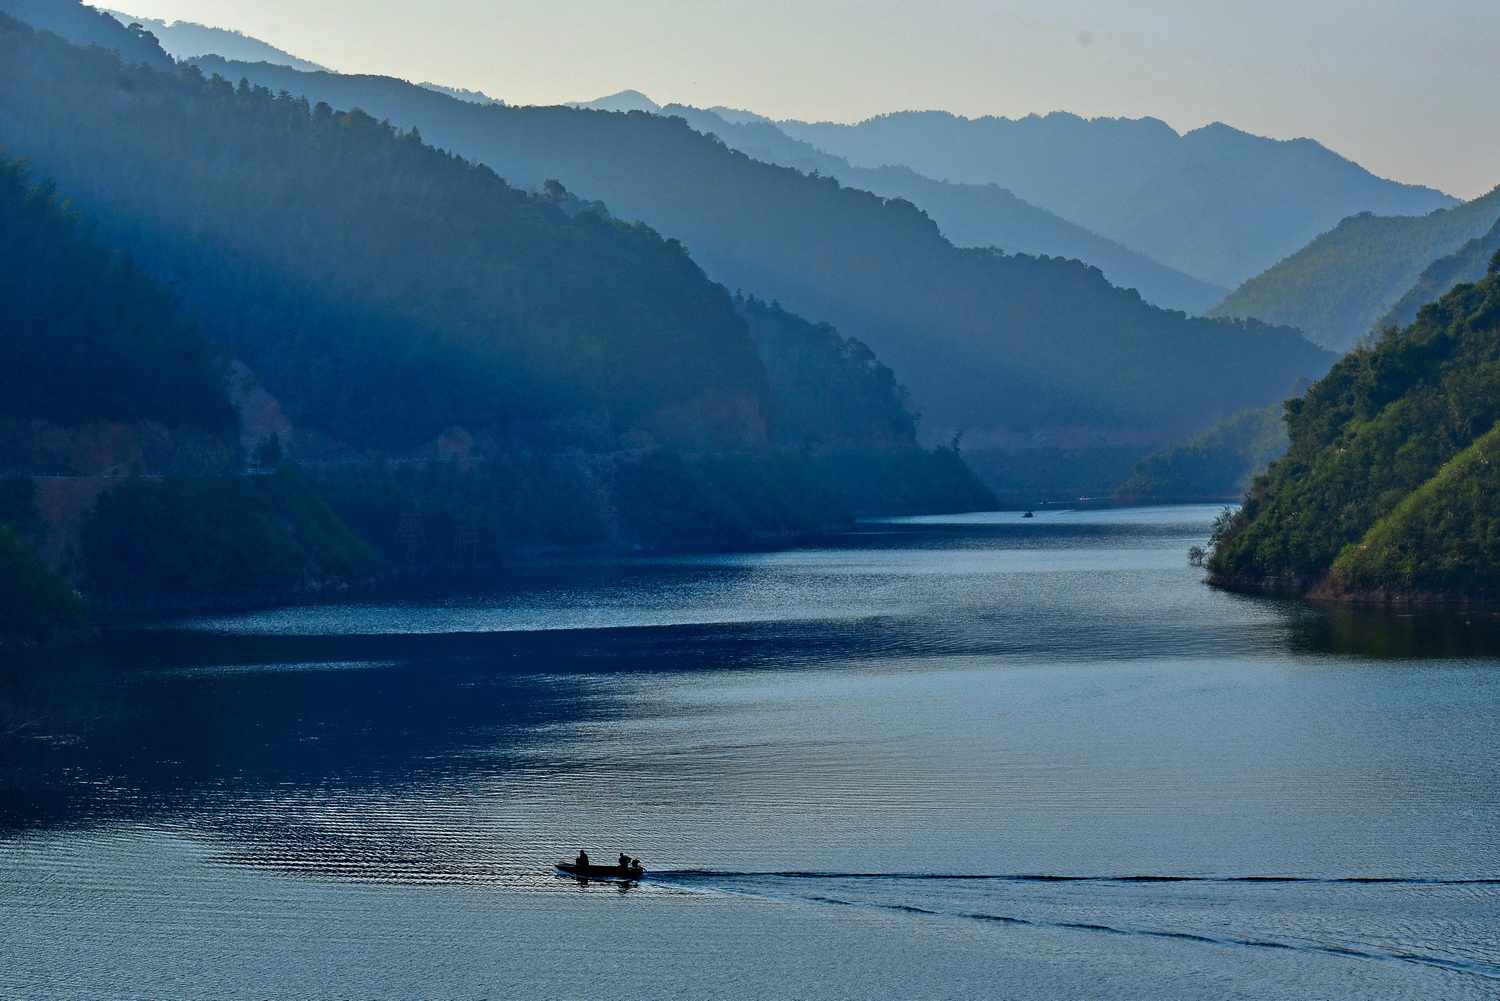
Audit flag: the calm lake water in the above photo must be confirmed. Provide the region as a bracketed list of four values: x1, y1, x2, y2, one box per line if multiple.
[3, 505, 1498, 1000]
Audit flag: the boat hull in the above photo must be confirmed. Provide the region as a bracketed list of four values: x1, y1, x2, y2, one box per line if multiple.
[555, 863, 645, 881]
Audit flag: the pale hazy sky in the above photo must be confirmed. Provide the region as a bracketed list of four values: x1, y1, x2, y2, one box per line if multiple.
[112, 0, 1499, 198]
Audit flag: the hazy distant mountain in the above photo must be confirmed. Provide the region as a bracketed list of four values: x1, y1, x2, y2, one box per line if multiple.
[177, 56, 1331, 492]
[419, 82, 505, 105]
[663, 102, 1227, 313]
[570, 90, 660, 113]
[1208, 186, 1500, 351]
[779, 111, 1457, 290]
[104, 9, 326, 71]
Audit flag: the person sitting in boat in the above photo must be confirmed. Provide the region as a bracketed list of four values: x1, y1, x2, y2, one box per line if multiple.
[618, 853, 631, 869]
[575, 850, 589, 869]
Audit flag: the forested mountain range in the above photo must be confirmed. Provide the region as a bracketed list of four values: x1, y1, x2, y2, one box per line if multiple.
[170, 52, 1332, 492]
[0, 13, 774, 455]
[778, 111, 1456, 290]
[0, 8, 1002, 633]
[1208, 186, 1500, 351]
[1209, 262, 1500, 602]
[102, 11, 328, 71]
[661, 103, 1226, 313]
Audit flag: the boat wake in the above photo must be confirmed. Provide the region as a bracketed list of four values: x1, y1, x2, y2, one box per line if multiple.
[654, 870, 1500, 886]
[645, 870, 1500, 980]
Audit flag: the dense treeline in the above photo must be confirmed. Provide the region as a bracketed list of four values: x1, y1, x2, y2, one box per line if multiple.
[1209, 187, 1500, 351]
[0, 15, 769, 452]
[82, 468, 384, 609]
[0, 157, 234, 431]
[181, 52, 1332, 488]
[1209, 270, 1500, 600]
[1115, 405, 1289, 502]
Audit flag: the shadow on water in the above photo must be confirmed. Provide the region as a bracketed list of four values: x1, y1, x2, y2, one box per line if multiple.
[1286, 602, 1500, 660]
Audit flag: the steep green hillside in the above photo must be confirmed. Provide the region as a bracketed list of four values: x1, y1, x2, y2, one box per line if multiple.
[178, 54, 1332, 489]
[0, 16, 771, 454]
[1115, 404, 1288, 502]
[1329, 424, 1500, 598]
[1375, 218, 1500, 333]
[668, 105, 1226, 313]
[1209, 269, 1500, 600]
[778, 111, 1454, 289]
[1209, 187, 1500, 351]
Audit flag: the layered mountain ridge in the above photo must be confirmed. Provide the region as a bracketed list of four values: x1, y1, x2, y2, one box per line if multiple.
[777, 110, 1455, 290]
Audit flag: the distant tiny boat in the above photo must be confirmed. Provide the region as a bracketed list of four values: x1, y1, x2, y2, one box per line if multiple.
[1022, 511, 1035, 518]
[556, 861, 645, 881]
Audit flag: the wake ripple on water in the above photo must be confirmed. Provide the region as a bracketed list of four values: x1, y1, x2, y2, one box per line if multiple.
[647, 870, 1500, 982]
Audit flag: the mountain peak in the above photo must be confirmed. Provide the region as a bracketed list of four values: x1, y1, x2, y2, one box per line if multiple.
[571, 90, 660, 113]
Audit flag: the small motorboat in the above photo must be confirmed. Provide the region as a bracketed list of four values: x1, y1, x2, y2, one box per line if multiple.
[556, 861, 646, 881]
[1022, 511, 1035, 518]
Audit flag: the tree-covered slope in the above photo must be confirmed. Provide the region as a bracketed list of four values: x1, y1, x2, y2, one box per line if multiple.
[738, 295, 915, 452]
[0, 157, 234, 432]
[0, 0, 171, 67]
[1115, 404, 1288, 502]
[737, 295, 995, 514]
[1328, 423, 1500, 598]
[666, 104, 1226, 313]
[1375, 219, 1500, 334]
[180, 54, 1332, 482]
[0, 15, 771, 454]
[1208, 268, 1500, 600]
[778, 111, 1455, 290]
[1208, 186, 1500, 351]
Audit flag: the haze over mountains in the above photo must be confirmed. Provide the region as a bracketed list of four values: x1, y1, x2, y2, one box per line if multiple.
[778, 111, 1456, 291]
[102, 11, 328, 72]
[1210, 185, 1500, 351]
[636, 100, 1227, 314]
[133, 50, 1325, 491]
[21, 1, 1490, 505]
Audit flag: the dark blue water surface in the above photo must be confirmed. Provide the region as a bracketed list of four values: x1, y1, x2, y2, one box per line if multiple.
[3, 506, 1498, 1000]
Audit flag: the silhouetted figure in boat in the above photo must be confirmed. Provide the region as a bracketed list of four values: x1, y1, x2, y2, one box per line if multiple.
[575, 850, 589, 869]
[619, 853, 631, 868]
